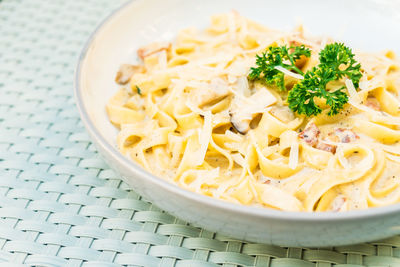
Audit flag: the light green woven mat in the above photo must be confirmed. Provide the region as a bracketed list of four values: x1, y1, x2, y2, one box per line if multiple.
[1, 0, 400, 266]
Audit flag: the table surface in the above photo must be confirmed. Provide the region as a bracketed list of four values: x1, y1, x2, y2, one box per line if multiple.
[1, 0, 400, 266]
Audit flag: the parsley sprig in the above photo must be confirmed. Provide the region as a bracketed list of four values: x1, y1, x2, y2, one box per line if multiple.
[248, 42, 362, 116]
[288, 65, 348, 116]
[319, 43, 362, 87]
[248, 45, 311, 91]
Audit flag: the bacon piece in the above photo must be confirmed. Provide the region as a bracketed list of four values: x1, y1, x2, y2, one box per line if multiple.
[316, 142, 337, 154]
[115, 64, 144, 85]
[298, 123, 359, 154]
[299, 123, 338, 153]
[299, 122, 320, 147]
[365, 96, 381, 111]
[329, 128, 359, 143]
[137, 42, 171, 60]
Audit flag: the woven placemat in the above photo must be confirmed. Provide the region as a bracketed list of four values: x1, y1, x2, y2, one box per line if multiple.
[1, 0, 400, 266]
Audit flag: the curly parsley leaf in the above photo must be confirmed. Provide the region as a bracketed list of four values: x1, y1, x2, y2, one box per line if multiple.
[248, 42, 362, 117]
[319, 43, 362, 87]
[288, 65, 349, 116]
[248, 45, 311, 91]
[288, 43, 361, 116]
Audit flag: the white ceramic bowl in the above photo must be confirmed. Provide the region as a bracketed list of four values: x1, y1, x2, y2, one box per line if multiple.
[75, 0, 400, 247]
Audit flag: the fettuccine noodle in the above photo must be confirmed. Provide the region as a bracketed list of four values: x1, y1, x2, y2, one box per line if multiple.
[107, 12, 400, 212]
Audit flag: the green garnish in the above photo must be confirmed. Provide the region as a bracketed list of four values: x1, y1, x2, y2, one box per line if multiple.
[319, 43, 362, 87]
[288, 65, 348, 116]
[135, 85, 142, 95]
[249, 42, 362, 116]
[248, 45, 311, 91]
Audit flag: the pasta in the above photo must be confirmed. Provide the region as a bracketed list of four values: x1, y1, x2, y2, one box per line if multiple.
[107, 12, 400, 212]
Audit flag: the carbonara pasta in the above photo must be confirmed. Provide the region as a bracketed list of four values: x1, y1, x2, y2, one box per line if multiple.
[107, 12, 400, 212]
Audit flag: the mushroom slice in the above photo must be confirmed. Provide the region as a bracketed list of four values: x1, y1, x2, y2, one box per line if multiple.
[190, 78, 230, 107]
[229, 88, 277, 134]
[229, 109, 252, 134]
[137, 42, 171, 60]
[115, 64, 144, 85]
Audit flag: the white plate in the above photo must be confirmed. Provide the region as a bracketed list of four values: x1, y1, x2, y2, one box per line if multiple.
[75, 0, 400, 246]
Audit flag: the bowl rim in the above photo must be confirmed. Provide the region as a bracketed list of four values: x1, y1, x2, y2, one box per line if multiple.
[74, 0, 400, 222]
